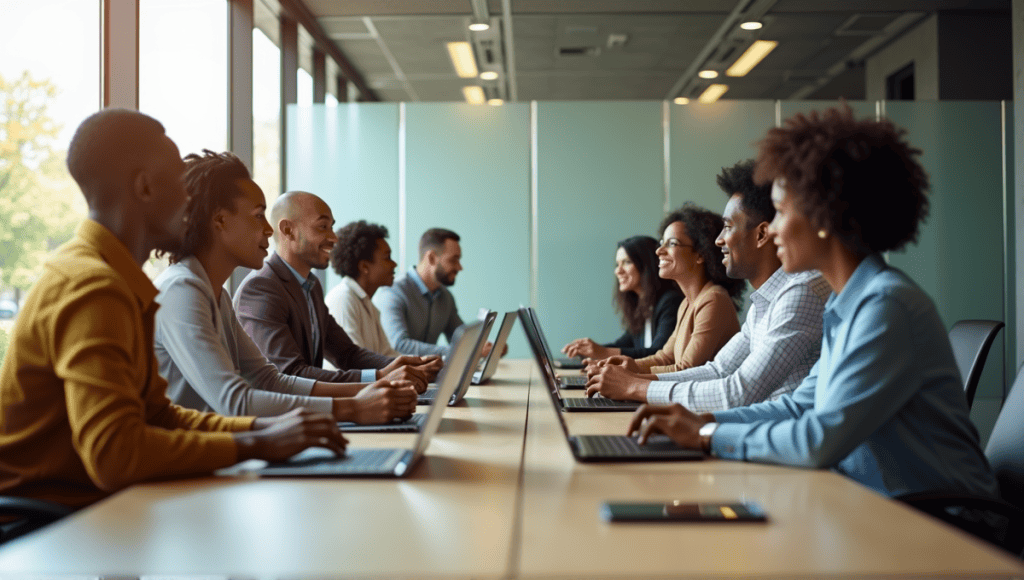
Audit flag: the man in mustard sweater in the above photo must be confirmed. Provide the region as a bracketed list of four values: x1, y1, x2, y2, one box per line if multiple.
[0, 109, 346, 510]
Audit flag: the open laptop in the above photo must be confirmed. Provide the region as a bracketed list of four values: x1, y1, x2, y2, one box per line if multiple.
[521, 308, 637, 410]
[523, 308, 589, 389]
[520, 308, 703, 463]
[417, 312, 492, 405]
[471, 311, 517, 385]
[223, 320, 485, 478]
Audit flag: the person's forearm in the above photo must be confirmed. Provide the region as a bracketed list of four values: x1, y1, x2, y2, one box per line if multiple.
[311, 382, 366, 398]
[331, 398, 358, 422]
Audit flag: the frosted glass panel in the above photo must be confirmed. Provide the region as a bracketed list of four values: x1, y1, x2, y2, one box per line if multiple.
[886, 102, 1005, 404]
[536, 102, 664, 353]
[404, 103, 531, 357]
[779, 100, 877, 124]
[287, 104, 400, 291]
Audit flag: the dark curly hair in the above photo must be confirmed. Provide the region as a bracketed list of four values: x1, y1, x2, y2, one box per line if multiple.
[331, 220, 390, 279]
[613, 236, 680, 336]
[659, 203, 745, 311]
[165, 149, 251, 264]
[717, 159, 774, 226]
[753, 104, 930, 255]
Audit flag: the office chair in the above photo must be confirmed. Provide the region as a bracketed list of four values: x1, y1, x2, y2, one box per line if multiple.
[0, 496, 73, 545]
[948, 319, 1004, 410]
[898, 364, 1024, 557]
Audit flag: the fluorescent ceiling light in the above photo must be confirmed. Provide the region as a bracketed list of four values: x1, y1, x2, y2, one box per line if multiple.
[673, 97, 690, 105]
[698, 70, 719, 79]
[447, 42, 479, 78]
[463, 86, 486, 105]
[488, 98, 504, 106]
[726, 40, 778, 77]
[740, 21, 763, 30]
[698, 84, 728, 104]
[469, 22, 490, 32]
[479, 71, 499, 81]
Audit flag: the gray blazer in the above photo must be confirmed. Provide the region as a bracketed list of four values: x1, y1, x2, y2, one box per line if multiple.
[234, 253, 393, 382]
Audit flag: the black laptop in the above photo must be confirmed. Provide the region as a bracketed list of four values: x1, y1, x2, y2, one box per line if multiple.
[217, 320, 485, 478]
[519, 308, 640, 411]
[418, 312, 492, 405]
[522, 308, 589, 390]
[519, 308, 703, 463]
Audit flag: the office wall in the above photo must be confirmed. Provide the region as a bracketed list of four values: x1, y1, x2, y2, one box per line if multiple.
[865, 15, 938, 101]
[287, 100, 1013, 442]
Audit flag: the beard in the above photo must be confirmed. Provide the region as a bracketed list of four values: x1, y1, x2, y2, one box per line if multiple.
[435, 263, 457, 287]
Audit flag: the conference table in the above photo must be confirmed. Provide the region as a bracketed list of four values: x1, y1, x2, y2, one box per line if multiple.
[0, 358, 1022, 579]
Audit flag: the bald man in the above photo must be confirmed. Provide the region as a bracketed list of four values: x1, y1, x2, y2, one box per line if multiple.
[0, 111, 345, 516]
[234, 191, 441, 391]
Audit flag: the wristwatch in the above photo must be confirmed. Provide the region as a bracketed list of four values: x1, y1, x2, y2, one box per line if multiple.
[698, 422, 718, 455]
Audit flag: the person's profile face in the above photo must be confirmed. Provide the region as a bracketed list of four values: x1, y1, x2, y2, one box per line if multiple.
[433, 239, 462, 287]
[365, 237, 397, 288]
[293, 198, 337, 271]
[656, 221, 698, 282]
[767, 179, 820, 274]
[614, 246, 641, 294]
[717, 194, 758, 280]
[219, 179, 273, 270]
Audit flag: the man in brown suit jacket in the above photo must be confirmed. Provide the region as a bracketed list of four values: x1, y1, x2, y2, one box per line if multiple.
[234, 191, 440, 389]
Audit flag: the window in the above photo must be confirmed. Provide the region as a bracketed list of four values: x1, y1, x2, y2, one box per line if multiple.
[887, 62, 915, 101]
[253, 27, 281, 206]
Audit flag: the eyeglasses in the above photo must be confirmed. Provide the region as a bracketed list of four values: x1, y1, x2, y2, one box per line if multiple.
[658, 238, 695, 250]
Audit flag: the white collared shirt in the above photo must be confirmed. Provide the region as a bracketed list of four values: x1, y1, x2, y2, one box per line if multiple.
[324, 276, 401, 358]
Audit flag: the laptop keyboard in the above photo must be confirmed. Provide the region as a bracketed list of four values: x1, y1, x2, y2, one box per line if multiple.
[563, 396, 637, 408]
[577, 435, 642, 457]
[274, 448, 405, 474]
[418, 387, 439, 404]
[560, 375, 588, 387]
[338, 413, 427, 433]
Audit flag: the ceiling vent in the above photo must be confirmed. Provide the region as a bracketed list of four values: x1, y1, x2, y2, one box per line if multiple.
[559, 46, 600, 57]
[835, 14, 898, 36]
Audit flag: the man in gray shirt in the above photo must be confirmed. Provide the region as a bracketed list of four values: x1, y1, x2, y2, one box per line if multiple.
[376, 228, 493, 358]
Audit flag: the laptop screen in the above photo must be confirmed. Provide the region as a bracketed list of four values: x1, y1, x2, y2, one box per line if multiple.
[517, 308, 574, 440]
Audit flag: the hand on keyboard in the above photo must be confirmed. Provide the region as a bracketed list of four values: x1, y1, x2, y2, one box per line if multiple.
[237, 408, 348, 461]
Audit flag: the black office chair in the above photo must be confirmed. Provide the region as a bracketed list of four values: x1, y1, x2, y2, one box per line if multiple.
[0, 496, 73, 545]
[948, 319, 1004, 410]
[899, 364, 1024, 557]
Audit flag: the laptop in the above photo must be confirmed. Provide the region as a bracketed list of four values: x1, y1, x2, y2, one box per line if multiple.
[471, 311, 517, 385]
[553, 355, 585, 370]
[417, 313, 492, 405]
[222, 320, 485, 478]
[521, 309, 636, 410]
[338, 413, 428, 433]
[519, 308, 703, 463]
[523, 308, 589, 390]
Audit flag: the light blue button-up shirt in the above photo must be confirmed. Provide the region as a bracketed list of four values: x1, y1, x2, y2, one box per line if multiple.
[283, 260, 375, 383]
[711, 254, 997, 498]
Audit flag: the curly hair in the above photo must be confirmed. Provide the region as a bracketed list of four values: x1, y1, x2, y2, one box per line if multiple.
[717, 159, 774, 226]
[613, 236, 679, 336]
[660, 203, 745, 311]
[753, 104, 930, 255]
[331, 220, 390, 279]
[165, 149, 251, 264]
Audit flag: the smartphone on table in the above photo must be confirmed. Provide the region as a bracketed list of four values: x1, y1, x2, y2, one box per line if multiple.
[602, 501, 767, 523]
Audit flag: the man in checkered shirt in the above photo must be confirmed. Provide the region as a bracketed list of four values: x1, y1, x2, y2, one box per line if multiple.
[586, 159, 830, 413]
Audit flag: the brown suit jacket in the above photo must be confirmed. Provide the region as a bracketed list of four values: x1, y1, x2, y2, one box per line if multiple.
[233, 253, 393, 383]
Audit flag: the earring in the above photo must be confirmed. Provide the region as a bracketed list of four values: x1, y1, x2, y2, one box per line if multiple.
[818, 230, 828, 239]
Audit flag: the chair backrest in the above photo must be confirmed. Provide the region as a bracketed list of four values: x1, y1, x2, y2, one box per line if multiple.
[985, 365, 1024, 511]
[948, 319, 1004, 409]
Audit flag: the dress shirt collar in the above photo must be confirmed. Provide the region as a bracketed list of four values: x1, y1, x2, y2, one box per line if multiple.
[342, 275, 369, 300]
[749, 266, 788, 309]
[281, 254, 316, 293]
[407, 266, 432, 297]
[78, 219, 159, 309]
[824, 253, 886, 322]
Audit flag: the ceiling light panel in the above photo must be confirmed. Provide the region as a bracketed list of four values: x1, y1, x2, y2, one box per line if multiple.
[726, 40, 778, 77]
[462, 86, 486, 105]
[698, 84, 728, 104]
[447, 41, 479, 78]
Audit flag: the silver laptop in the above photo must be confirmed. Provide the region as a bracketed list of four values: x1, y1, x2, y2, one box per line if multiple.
[222, 320, 485, 478]
[472, 311, 517, 385]
[418, 312, 493, 405]
[520, 308, 638, 410]
[519, 307, 703, 463]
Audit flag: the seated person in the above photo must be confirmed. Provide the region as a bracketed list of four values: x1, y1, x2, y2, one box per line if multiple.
[0, 110, 344, 509]
[234, 191, 441, 389]
[324, 220, 401, 357]
[156, 151, 417, 425]
[589, 205, 743, 376]
[630, 105, 997, 499]
[376, 228, 497, 359]
[587, 160, 830, 412]
[562, 235, 683, 361]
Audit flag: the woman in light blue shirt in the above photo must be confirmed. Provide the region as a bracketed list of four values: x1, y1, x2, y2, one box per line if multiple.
[629, 105, 997, 499]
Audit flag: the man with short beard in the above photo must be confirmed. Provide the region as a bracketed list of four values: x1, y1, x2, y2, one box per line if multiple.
[376, 228, 488, 358]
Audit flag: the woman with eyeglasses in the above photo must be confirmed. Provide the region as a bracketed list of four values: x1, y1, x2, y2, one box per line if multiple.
[591, 204, 744, 377]
[562, 236, 683, 362]
[628, 105, 996, 500]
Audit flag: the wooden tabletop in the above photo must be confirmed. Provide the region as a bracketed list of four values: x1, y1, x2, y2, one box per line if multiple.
[1, 358, 1022, 579]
